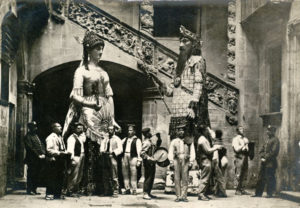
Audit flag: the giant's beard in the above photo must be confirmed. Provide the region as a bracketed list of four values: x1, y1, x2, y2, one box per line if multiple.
[175, 44, 193, 78]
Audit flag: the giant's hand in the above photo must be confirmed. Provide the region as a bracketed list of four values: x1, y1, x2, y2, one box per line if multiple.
[187, 108, 195, 119]
[113, 119, 121, 132]
[93, 103, 102, 111]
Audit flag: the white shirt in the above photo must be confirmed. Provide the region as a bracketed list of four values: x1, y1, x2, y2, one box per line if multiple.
[232, 135, 249, 154]
[67, 133, 86, 158]
[46, 132, 66, 156]
[168, 138, 195, 164]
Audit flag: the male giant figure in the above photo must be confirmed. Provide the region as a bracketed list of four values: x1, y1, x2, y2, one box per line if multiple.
[150, 25, 209, 142]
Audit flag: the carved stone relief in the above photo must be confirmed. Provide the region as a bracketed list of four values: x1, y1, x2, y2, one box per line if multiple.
[227, 0, 237, 83]
[140, 0, 154, 35]
[55, 0, 239, 125]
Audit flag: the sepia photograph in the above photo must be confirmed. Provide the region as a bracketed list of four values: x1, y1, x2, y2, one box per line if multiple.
[0, 0, 299, 207]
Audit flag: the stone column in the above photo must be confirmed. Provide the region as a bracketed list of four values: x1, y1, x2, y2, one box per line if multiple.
[15, 80, 34, 178]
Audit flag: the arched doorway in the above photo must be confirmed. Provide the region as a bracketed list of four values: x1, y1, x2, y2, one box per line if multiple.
[32, 61, 148, 141]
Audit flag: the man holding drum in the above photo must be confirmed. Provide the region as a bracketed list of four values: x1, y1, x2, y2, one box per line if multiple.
[141, 128, 162, 200]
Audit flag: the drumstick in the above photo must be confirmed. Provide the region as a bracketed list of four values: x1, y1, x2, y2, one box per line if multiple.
[156, 153, 164, 161]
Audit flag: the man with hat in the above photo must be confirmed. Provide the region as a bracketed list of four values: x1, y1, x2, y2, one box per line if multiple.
[168, 123, 195, 202]
[24, 121, 46, 195]
[121, 124, 142, 195]
[252, 125, 280, 198]
[141, 127, 162, 200]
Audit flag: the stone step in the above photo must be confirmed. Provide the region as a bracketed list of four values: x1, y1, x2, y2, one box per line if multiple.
[279, 191, 300, 203]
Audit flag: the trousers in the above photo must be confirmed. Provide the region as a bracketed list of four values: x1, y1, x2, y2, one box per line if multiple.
[234, 155, 248, 191]
[143, 160, 156, 194]
[122, 153, 138, 191]
[212, 160, 226, 195]
[198, 158, 212, 195]
[255, 163, 277, 196]
[174, 157, 189, 198]
[67, 154, 85, 193]
[111, 156, 119, 194]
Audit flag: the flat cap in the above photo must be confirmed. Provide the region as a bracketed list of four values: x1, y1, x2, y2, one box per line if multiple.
[142, 128, 151, 134]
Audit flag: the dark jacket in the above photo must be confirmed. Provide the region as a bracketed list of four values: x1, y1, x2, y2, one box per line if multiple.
[24, 133, 45, 164]
[259, 136, 280, 168]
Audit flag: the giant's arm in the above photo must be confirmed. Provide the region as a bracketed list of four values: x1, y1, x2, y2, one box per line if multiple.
[189, 59, 204, 109]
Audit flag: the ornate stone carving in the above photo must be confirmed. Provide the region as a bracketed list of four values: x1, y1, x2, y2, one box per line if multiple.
[17, 80, 35, 95]
[157, 50, 177, 75]
[56, 0, 239, 125]
[140, 0, 154, 35]
[206, 76, 239, 125]
[226, 0, 236, 83]
[61, 1, 154, 64]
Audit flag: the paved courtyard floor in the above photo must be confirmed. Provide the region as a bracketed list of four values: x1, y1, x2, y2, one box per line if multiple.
[0, 189, 299, 208]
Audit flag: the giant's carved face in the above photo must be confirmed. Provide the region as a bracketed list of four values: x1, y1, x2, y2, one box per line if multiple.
[175, 37, 193, 78]
[179, 37, 192, 52]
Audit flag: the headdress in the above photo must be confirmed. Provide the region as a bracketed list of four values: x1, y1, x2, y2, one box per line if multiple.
[179, 25, 202, 47]
[82, 30, 104, 49]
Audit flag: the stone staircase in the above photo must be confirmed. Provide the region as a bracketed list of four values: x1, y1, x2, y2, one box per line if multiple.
[53, 0, 239, 126]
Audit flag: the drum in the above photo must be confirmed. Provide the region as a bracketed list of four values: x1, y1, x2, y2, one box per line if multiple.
[153, 147, 170, 167]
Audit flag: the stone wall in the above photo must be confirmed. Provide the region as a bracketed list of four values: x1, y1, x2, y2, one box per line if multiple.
[0, 102, 9, 196]
[201, 4, 228, 80]
[235, 0, 262, 188]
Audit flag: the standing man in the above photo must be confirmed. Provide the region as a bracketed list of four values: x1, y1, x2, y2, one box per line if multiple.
[212, 129, 227, 197]
[141, 128, 162, 200]
[108, 125, 123, 197]
[24, 121, 45, 195]
[121, 124, 142, 195]
[66, 122, 86, 197]
[197, 126, 221, 201]
[232, 126, 250, 195]
[168, 123, 195, 202]
[252, 125, 280, 198]
[45, 123, 68, 200]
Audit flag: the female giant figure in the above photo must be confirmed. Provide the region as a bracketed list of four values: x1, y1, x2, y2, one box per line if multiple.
[63, 31, 120, 195]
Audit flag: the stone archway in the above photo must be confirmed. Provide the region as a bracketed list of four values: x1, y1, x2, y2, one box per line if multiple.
[32, 60, 149, 141]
